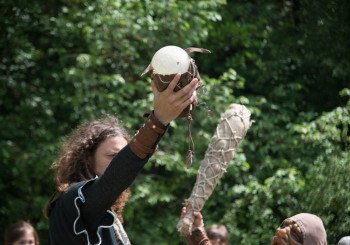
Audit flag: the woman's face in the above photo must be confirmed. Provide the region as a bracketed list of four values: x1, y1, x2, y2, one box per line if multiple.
[13, 229, 35, 245]
[271, 219, 303, 245]
[93, 135, 128, 176]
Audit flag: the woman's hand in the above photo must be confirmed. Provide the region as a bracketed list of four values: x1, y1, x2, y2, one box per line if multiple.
[152, 73, 199, 125]
[181, 206, 204, 230]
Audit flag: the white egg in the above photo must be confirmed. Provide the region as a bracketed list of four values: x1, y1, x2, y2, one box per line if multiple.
[151, 46, 191, 75]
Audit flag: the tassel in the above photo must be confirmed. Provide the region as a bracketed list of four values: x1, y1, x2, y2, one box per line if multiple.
[186, 110, 195, 168]
[186, 150, 194, 169]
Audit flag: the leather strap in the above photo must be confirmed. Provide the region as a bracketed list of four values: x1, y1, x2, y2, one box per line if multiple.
[129, 112, 168, 159]
[183, 226, 210, 245]
[189, 226, 210, 245]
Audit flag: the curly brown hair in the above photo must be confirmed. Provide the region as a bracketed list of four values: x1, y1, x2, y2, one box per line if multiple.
[51, 114, 132, 222]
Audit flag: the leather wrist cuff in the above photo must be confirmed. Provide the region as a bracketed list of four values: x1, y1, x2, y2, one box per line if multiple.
[190, 226, 210, 245]
[129, 112, 168, 159]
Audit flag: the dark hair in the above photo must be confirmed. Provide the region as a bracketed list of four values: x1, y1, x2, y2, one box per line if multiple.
[4, 220, 39, 245]
[52, 114, 131, 191]
[206, 224, 229, 245]
[45, 114, 131, 221]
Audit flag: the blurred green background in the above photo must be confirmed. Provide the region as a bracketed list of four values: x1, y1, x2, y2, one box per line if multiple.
[1, 0, 349, 244]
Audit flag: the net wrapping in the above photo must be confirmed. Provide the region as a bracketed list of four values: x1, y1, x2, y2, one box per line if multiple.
[177, 104, 253, 236]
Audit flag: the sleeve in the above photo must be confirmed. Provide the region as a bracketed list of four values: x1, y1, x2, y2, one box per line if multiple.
[72, 179, 117, 244]
[80, 112, 169, 233]
[48, 179, 117, 244]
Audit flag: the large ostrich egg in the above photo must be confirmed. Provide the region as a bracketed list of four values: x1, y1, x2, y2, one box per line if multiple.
[151, 45, 191, 75]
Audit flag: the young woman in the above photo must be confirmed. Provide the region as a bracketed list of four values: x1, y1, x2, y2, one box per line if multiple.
[4, 220, 40, 245]
[44, 74, 199, 244]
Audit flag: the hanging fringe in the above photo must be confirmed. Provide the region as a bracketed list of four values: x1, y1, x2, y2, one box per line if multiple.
[186, 109, 195, 169]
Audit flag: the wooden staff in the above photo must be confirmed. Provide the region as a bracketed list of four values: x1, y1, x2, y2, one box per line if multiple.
[177, 104, 253, 236]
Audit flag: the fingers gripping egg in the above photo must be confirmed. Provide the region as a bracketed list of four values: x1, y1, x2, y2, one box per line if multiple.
[141, 45, 211, 118]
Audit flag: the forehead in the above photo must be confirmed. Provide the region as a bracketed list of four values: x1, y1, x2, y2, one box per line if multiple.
[98, 135, 128, 151]
[19, 229, 35, 239]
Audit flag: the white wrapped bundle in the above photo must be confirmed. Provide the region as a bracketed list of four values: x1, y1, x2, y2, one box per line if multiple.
[177, 104, 253, 236]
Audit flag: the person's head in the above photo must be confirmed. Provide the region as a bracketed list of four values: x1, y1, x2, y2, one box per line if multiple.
[53, 114, 130, 190]
[271, 213, 327, 245]
[4, 220, 39, 245]
[52, 114, 131, 220]
[206, 224, 229, 245]
[338, 236, 350, 245]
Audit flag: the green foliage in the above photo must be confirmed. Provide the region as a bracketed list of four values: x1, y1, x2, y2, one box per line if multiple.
[1, 0, 349, 244]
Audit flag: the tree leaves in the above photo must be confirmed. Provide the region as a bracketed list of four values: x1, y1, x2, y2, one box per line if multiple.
[1, 0, 349, 244]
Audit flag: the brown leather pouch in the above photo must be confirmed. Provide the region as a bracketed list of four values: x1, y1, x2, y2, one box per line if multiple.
[151, 59, 201, 118]
[142, 47, 210, 118]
